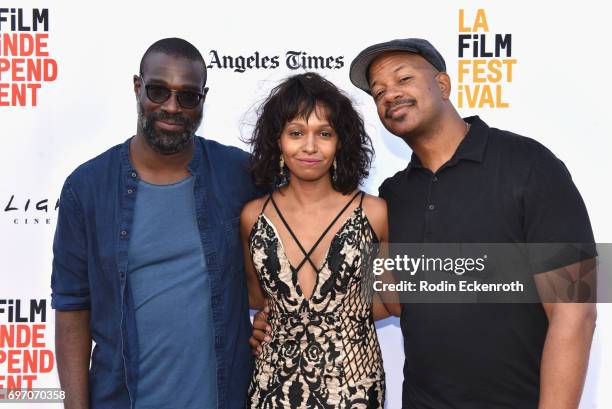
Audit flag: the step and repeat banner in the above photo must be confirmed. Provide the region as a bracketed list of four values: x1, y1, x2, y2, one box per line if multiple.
[1, 1, 611, 408]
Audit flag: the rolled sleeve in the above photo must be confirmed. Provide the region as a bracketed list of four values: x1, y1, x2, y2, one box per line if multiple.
[51, 178, 91, 310]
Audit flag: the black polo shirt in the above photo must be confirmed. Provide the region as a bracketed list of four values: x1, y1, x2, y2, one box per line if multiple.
[379, 116, 595, 409]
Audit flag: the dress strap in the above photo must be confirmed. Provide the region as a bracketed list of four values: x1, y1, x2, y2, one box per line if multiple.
[261, 194, 273, 213]
[270, 191, 362, 273]
[358, 191, 366, 208]
[269, 196, 313, 271]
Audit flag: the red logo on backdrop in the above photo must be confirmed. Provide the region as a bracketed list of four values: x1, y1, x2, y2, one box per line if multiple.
[0, 299, 53, 393]
[0, 8, 57, 107]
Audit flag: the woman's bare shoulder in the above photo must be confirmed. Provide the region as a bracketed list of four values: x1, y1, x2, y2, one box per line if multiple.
[240, 195, 269, 233]
[360, 193, 388, 239]
[361, 193, 387, 216]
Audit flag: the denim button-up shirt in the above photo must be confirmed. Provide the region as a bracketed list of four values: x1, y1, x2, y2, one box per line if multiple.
[51, 137, 258, 409]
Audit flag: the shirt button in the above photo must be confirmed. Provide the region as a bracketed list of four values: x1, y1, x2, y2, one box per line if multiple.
[131, 172, 137, 178]
[428, 204, 435, 211]
[432, 176, 438, 182]
[120, 230, 128, 237]
[127, 188, 134, 194]
[119, 271, 125, 279]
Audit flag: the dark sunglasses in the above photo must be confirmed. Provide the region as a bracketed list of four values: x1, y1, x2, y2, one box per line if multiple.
[139, 75, 206, 109]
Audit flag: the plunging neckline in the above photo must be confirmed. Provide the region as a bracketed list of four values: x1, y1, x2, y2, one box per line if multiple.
[259, 208, 361, 302]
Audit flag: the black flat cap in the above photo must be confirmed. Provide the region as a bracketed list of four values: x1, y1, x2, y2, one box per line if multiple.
[349, 38, 446, 95]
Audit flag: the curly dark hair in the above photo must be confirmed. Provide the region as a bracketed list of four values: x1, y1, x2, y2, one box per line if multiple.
[246, 72, 374, 194]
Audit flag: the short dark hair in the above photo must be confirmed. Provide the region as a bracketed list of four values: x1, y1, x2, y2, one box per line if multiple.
[247, 72, 374, 194]
[139, 37, 207, 84]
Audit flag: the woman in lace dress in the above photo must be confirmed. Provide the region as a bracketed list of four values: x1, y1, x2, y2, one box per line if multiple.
[240, 73, 397, 408]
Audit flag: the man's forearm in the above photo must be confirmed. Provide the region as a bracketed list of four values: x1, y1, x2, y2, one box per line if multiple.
[539, 303, 596, 409]
[55, 310, 92, 409]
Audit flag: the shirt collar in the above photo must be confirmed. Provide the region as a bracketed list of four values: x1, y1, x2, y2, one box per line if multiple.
[186, 136, 202, 174]
[407, 115, 489, 171]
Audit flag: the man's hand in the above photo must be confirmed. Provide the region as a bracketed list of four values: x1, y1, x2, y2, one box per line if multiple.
[250, 305, 271, 356]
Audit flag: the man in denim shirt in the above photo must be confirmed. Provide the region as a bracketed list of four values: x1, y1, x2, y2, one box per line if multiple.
[51, 38, 258, 409]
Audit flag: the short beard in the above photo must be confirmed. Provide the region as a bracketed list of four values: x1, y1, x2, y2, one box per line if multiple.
[137, 100, 202, 155]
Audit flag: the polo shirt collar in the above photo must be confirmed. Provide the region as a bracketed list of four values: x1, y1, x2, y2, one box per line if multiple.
[407, 115, 489, 170]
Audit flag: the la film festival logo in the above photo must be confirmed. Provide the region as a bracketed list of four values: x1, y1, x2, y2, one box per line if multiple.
[0, 8, 57, 107]
[0, 299, 54, 394]
[457, 9, 516, 108]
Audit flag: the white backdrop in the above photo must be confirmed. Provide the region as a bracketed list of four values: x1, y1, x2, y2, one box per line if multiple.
[1, 1, 611, 407]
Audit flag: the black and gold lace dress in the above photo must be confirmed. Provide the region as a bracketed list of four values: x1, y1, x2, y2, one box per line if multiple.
[247, 192, 385, 409]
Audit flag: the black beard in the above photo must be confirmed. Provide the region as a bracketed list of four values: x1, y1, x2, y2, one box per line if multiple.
[137, 101, 202, 155]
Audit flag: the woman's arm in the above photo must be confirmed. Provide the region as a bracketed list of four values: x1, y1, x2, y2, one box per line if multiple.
[373, 293, 392, 320]
[364, 194, 401, 319]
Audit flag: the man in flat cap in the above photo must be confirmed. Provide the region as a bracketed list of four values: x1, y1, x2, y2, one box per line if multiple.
[347, 38, 597, 409]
